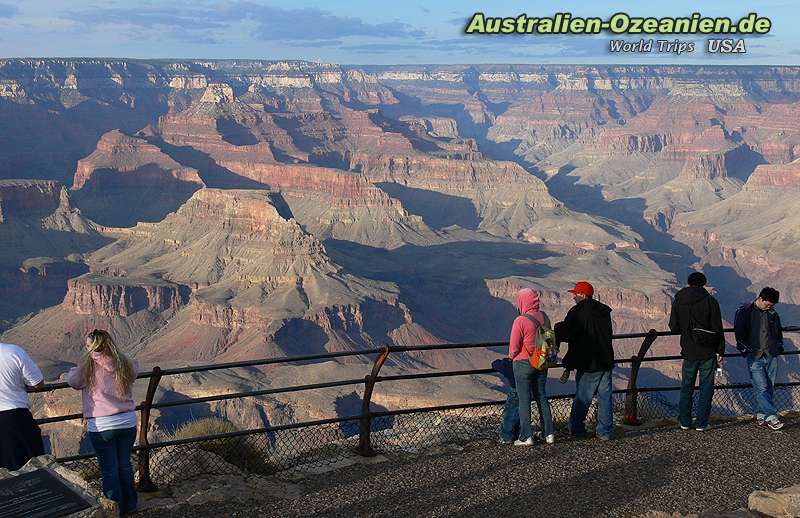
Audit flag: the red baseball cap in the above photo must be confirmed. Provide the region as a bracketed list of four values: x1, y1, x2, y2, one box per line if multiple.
[568, 281, 594, 297]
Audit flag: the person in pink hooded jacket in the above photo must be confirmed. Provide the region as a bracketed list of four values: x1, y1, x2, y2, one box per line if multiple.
[508, 288, 555, 445]
[68, 329, 139, 515]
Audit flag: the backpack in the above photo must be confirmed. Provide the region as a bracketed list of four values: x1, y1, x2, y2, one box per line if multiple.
[687, 298, 720, 350]
[521, 312, 557, 371]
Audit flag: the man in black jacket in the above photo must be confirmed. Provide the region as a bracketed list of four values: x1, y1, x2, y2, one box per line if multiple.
[668, 272, 724, 431]
[734, 287, 784, 430]
[554, 281, 615, 440]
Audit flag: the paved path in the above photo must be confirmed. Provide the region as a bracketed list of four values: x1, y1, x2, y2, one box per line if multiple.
[143, 415, 800, 517]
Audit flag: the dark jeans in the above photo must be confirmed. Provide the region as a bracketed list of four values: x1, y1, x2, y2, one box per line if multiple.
[747, 355, 778, 418]
[512, 360, 554, 440]
[499, 387, 520, 441]
[0, 408, 45, 470]
[89, 427, 138, 514]
[679, 358, 716, 428]
[569, 370, 614, 438]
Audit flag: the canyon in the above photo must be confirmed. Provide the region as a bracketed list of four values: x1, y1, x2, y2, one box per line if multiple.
[1, 59, 799, 453]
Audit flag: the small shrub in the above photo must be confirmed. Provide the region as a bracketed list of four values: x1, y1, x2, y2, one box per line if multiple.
[171, 418, 238, 439]
[169, 418, 273, 475]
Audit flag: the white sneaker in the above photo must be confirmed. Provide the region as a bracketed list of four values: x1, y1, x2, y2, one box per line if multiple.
[756, 414, 766, 426]
[766, 415, 784, 430]
[513, 438, 534, 446]
[534, 431, 555, 444]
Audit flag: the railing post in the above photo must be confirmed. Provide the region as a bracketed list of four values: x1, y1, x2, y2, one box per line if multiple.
[357, 345, 391, 457]
[623, 330, 658, 426]
[137, 366, 162, 492]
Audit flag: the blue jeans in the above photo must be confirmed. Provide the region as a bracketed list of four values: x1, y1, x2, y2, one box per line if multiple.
[513, 360, 554, 440]
[89, 427, 138, 514]
[570, 370, 613, 438]
[747, 355, 778, 418]
[679, 358, 716, 428]
[499, 388, 520, 441]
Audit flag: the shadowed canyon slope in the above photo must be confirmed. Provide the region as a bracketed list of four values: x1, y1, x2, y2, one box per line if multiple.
[1, 60, 799, 444]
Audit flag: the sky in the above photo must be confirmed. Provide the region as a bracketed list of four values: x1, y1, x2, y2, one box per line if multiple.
[0, 0, 797, 65]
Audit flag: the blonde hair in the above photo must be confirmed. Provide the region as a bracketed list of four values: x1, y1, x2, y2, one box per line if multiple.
[80, 329, 135, 397]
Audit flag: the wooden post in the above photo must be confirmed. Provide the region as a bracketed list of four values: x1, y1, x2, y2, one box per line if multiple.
[623, 330, 658, 426]
[357, 346, 391, 457]
[136, 366, 162, 492]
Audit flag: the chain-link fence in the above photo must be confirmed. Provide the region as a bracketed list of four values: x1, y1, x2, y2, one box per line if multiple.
[145, 420, 363, 484]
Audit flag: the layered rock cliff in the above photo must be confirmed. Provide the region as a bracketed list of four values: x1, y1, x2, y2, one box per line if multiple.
[0, 179, 110, 326]
[72, 129, 203, 190]
[63, 275, 190, 317]
[0, 180, 104, 265]
[71, 189, 418, 359]
[155, 85, 437, 248]
[71, 130, 205, 227]
[671, 159, 800, 307]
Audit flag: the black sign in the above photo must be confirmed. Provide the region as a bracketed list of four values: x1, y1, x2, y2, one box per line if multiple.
[0, 469, 91, 518]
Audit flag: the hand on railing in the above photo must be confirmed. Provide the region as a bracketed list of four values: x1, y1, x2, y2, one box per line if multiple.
[25, 382, 45, 393]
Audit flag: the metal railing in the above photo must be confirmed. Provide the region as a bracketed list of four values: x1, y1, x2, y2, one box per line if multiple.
[31, 325, 800, 489]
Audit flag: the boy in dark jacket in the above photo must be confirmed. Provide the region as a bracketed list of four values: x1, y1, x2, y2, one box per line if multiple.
[554, 281, 615, 440]
[734, 287, 784, 430]
[668, 272, 724, 431]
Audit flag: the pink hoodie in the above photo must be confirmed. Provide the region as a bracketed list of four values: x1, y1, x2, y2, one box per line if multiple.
[67, 353, 139, 418]
[508, 288, 544, 361]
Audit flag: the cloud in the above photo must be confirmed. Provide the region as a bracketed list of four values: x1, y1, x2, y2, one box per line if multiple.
[62, 5, 228, 30]
[341, 42, 425, 54]
[242, 4, 425, 41]
[342, 34, 605, 57]
[0, 3, 18, 18]
[175, 32, 219, 45]
[62, 2, 425, 42]
[291, 39, 344, 48]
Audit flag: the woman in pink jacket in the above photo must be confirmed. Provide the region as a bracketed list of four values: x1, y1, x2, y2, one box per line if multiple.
[68, 329, 139, 515]
[508, 288, 555, 445]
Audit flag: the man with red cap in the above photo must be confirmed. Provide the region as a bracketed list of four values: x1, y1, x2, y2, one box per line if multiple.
[554, 281, 615, 440]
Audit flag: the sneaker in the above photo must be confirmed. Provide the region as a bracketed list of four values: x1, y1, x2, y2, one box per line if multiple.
[499, 437, 515, 445]
[766, 416, 784, 430]
[679, 424, 690, 430]
[597, 435, 613, 441]
[695, 425, 711, 432]
[514, 438, 534, 446]
[534, 431, 555, 444]
[756, 414, 766, 426]
[567, 429, 591, 439]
